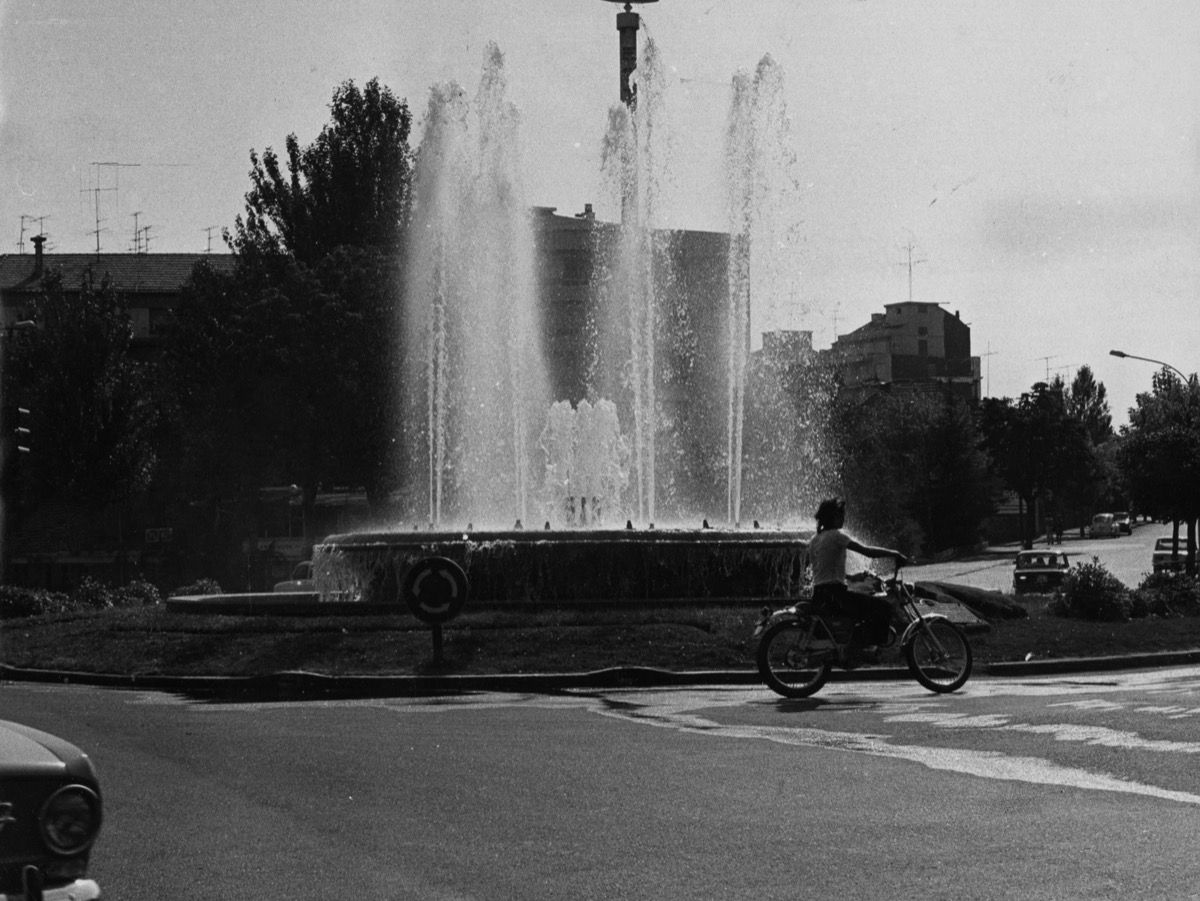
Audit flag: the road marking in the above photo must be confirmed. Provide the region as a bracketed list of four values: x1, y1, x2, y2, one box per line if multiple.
[582, 688, 1200, 806]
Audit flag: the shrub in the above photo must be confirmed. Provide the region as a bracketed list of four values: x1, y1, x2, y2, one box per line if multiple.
[171, 578, 223, 597]
[1056, 557, 1132, 622]
[0, 585, 69, 619]
[71, 576, 118, 610]
[1134, 571, 1200, 618]
[113, 579, 162, 607]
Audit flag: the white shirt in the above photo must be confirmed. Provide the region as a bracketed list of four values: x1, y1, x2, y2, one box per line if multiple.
[808, 528, 851, 587]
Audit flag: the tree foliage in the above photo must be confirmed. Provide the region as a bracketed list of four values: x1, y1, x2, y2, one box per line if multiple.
[835, 391, 993, 557]
[229, 77, 413, 265]
[1117, 369, 1200, 572]
[162, 77, 413, 548]
[1062, 364, 1113, 445]
[979, 381, 1094, 547]
[2, 270, 159, 510]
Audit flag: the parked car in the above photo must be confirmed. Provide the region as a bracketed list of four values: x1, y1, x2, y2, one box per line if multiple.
[1088, 513, 1119, 538]
[1113, 511, 1132, 535]
[0, 720, 102, 900]
[1013, 550, 1070, 594]
[1152, 537, 1189, 574]
[273, 560, 314, 592]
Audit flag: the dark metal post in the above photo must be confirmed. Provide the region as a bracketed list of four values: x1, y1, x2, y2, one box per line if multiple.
[617, 7, 640, 107]
[604, 0, 658, 109]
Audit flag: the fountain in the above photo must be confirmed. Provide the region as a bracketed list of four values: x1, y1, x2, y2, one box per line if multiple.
[307, 7, 837, 609]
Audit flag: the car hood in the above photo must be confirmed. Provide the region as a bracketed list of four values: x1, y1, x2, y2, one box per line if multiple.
[0, 720, 96, 781]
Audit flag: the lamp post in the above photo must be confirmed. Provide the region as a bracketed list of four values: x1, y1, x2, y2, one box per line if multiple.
[1108, 349, 1190, 383]
[602, 0, 658, 108]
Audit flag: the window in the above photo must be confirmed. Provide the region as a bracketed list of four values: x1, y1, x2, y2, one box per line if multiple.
[918, 339, 928, 356]
[918, 326, 928, 336]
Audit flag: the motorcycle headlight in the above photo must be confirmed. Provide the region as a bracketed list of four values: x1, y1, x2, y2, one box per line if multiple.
[40, 785, 101, 855]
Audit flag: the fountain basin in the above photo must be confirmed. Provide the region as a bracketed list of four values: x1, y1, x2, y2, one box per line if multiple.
[314, 528, 809, 607]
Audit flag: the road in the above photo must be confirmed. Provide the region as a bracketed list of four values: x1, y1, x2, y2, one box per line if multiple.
[6, 663, 1200, 900]
[905, 520, 1172, 593]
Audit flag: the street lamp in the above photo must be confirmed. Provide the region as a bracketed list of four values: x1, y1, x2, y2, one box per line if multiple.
[1109, 349, 1190, 383]
[602, 0, 659, 109]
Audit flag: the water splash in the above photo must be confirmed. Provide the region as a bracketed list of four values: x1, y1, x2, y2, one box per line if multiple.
[401, 43, 549, 528]
[724, 54, 817, 526]
[541, 398, 630, 527]
[598, 37, 672, 524]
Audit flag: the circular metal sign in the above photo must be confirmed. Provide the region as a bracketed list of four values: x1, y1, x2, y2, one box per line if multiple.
[401, 557, 469, 624]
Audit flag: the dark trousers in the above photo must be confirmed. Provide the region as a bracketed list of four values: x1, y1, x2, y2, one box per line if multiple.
[813, 582, 891, 645]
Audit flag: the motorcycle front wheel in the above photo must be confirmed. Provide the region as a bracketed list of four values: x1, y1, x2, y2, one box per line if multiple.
[756, 620, 833, 698]
[904, 619, 972, 693]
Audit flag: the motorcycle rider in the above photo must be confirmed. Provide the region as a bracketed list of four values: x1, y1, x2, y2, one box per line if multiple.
[806, 497, 909, 662]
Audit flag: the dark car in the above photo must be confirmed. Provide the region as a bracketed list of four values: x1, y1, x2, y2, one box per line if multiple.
[273, 559, 314, 592]
[1113, 511, 1132, 535]
[0, 720, 102, 900]
[1013, 550, 1070, 594]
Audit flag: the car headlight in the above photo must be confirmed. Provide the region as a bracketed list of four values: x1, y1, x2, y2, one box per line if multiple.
[39, 785, 101, 855]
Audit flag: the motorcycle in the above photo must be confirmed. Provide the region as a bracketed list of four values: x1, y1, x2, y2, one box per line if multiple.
[753, 567, 973, 698]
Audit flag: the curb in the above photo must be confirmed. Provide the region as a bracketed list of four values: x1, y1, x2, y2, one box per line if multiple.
[6, 649, 1200, 700]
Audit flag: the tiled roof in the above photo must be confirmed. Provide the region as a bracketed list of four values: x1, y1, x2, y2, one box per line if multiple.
[0, 253, 236, 294]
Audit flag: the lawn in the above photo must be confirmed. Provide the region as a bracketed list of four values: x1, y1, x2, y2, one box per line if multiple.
[4, 594, 1200, 678]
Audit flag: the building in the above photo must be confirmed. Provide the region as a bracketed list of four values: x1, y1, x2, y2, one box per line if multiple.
[830, 301, 981, 402]
[0, 236, 235, 348]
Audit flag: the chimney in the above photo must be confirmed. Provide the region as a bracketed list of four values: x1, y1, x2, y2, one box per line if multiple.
[31, 235, 45, 277]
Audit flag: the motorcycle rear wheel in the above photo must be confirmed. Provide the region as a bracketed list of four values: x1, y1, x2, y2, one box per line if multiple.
[904, 619, 972, 693]
[756, 620, 833, 698]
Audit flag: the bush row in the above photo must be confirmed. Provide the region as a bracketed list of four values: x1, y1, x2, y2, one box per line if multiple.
[1050, 558, 1200, 621]
[0, 577, 223, 620]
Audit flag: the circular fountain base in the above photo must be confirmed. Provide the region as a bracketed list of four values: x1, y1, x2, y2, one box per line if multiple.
[313, 528, 810, 608]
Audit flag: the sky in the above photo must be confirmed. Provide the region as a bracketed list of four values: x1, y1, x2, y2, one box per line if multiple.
[1, 0, 1198, 425]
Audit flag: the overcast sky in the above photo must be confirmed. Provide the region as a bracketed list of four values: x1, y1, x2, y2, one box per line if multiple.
[1, 0, 1197, 423]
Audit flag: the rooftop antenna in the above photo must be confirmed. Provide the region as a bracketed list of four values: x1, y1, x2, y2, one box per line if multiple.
[16, 215, 44, 253]
[202, 225, 219, 253]
[130, 211, 142, 253]
[896, 240, 927, 303]
[1034, 354, 1058, 382]
[980, 341, 998, 397]
[84, 161, 139, 255]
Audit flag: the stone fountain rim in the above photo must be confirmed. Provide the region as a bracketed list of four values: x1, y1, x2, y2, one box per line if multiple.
[319, 528, 812, 548]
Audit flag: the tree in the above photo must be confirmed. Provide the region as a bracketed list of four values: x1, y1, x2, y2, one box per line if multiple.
[1053, 365, 1120, 525]
[835, 390, 993, 557]
[229, 77, 413, 265]
[1117, 369, 1200, 573]
[1063, 365, 1113, 445]
[2, 270, 159, 512]
[979, 382, 1093, 548]
[162, 78, 413, 555]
